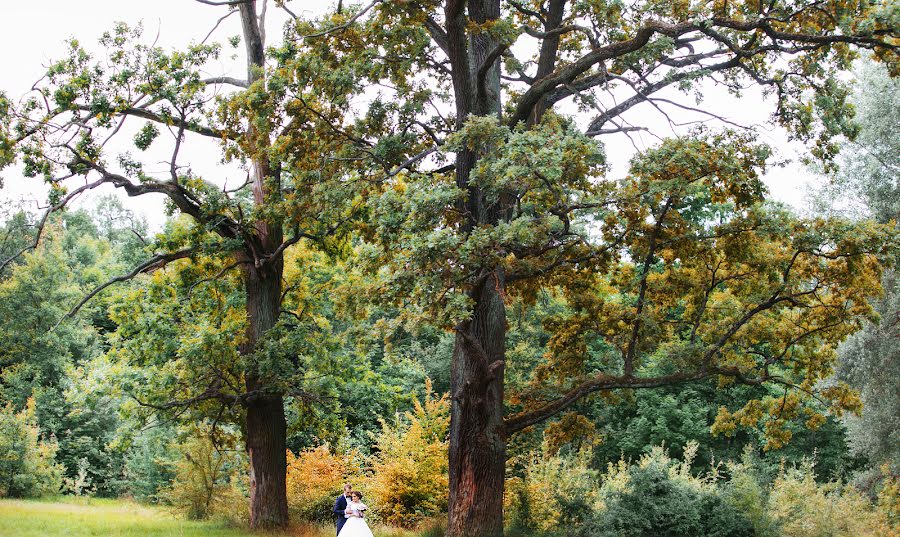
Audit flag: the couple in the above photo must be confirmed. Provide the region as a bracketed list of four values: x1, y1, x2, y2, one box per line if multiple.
[333, 483, 373, 537]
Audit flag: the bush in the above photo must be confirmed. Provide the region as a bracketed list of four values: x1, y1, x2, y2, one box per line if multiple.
[286, 443, 364, 523]
[583, 444, 755, 537]
[367, 381, 450, 528]
[721, 451, 779, 537]
[162, 427, 246, 521]
[767, 461, 895, 537]
[123, 426, 177, 503]
[505, 448, 599, 535]
[0, 398, 63, 498]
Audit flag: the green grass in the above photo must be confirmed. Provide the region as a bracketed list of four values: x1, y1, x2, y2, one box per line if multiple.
[0, 497, 443, 537]
[0, 497, 262, 537]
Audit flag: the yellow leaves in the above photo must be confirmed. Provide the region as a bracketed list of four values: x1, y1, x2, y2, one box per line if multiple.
[820, 383, 864, 417]
[767, 463, 895, 537]
[505, 447, 599, 532]
[763, 419, 793, 450]
[804, 410, 826, 430]
[711, 406, 737, 437]
[367, 381, 449, 528]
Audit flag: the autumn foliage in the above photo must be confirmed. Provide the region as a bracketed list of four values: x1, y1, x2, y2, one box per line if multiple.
[368, 382, 450, 528]
[285, 445, 364, 523]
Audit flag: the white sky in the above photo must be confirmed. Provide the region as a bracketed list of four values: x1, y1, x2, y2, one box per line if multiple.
[0, 0, 821, 230]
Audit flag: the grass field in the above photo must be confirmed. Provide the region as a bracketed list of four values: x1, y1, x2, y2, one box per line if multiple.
[0, 497, 438, 537]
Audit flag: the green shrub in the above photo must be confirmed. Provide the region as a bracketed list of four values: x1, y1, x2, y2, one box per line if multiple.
[767, 461, 895, 537]
[123, 426, 177, 503]
[721, 450, 779, 537]
[0, 399, 63, 498]
[582, 444, 755, 537]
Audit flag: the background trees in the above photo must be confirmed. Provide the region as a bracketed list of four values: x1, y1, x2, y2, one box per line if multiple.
[826, 62, 900, 478]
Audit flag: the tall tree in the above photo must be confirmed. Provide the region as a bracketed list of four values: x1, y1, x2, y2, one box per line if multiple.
[0, 1, 413, 528]
[340, 2, 898, 535]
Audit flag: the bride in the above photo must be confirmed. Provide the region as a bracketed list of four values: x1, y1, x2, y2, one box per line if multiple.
[338, 491, 374, 537]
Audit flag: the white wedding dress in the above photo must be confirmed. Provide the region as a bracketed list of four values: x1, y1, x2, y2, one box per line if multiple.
[338, 500, 374, 537]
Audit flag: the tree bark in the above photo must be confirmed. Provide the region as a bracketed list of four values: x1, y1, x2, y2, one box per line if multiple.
[448, 271, 507, 537]
[241, 261, 288, 529]
[444, 1, 507, 535]
[234, 3, 289, 528]
[245, 394, 288, 529]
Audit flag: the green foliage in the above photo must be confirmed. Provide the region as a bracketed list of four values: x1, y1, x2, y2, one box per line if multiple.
[586, 445, 755, 537]
[815, 61, 900, 223]
[0, 2, 897, 532]
[507, 442, 898, 537]
[0, 399, 63, 498]
[0, 208, 145, 496]
[40, 359, 127, 497]
[721, 451, 781, 537]
[123, 426, 178, 503]
[586, 381, 859, 479]
[505, 448, 600, 534]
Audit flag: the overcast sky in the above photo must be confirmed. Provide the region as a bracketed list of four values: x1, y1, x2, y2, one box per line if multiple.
[0, 0, 822, 230]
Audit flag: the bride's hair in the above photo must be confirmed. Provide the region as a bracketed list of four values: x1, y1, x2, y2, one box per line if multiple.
[351, 491, 363, 500]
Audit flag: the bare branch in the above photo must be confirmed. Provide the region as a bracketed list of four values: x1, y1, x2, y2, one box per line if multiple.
[194, 0, 249, 6]
[201, 76, 249, 88]
[201, 8, 239, 45]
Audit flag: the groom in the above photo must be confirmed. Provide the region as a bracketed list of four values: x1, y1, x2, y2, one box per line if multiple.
[333, 483, 353, 535]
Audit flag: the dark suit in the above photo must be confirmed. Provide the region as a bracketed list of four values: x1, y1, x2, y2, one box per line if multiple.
[333, 493, 349, 535]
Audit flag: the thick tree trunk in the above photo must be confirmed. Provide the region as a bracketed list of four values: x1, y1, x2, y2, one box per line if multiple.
[245, 393, 288, 529]
[448, 270, 507, 537]
[444, 1, 507, 535]
[241, 261, 288, 529]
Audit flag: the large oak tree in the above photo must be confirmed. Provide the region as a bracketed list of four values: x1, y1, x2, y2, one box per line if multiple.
[332, 1, 899, 536]
[2, 1, 897, 534]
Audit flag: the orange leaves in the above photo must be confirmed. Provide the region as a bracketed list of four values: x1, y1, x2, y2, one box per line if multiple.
[285, 444, 364, 522]
[543, 412, 598, 455]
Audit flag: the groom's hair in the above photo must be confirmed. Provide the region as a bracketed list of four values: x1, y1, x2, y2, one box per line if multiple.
[343, 483, 353, 492]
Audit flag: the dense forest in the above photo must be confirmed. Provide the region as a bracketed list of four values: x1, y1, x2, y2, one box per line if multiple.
[0, 1, 897, 536]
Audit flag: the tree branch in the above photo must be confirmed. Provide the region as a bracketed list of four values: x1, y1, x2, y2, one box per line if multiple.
[505, 370, 708, 434]
[55, 248, 194, 327]
[201, 76, 249, 88]
[74, 105, 225, 139]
